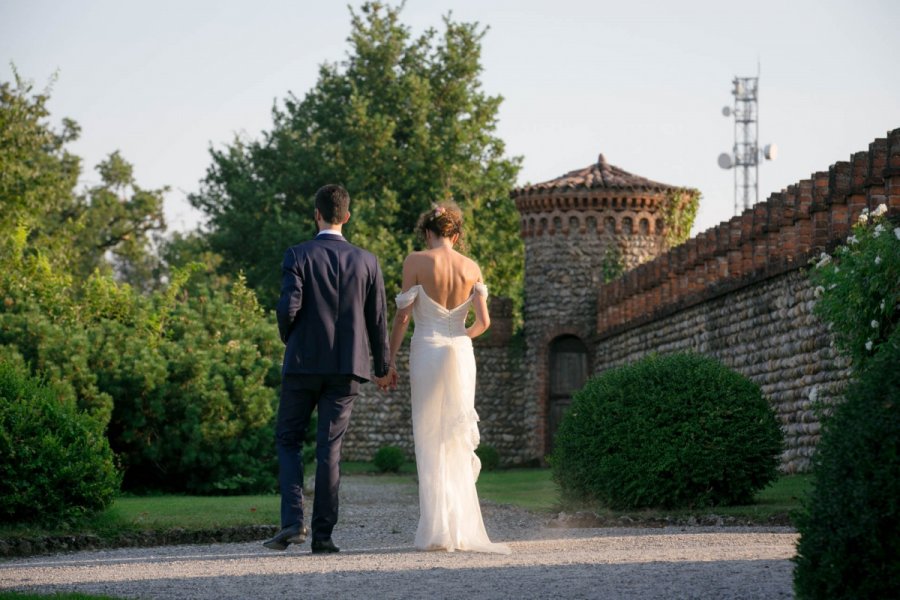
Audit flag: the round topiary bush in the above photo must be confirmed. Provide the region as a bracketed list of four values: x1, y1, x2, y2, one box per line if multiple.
[793, 330, 900, 599]
[0, 360, 121, 525]
[475, 445, 500, 471]
[551, 352, 782, 510]
[373, 445, 406, 473]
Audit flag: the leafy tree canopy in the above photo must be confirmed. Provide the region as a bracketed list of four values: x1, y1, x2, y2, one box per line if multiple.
[0, 71, 166, 288]
[190, 2, 523, 312]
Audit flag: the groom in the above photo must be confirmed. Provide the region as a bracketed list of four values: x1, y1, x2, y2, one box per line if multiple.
[265, 184, 392, 554]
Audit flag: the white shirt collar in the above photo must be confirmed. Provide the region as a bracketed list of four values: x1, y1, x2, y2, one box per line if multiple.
[316, 229, 343, 238]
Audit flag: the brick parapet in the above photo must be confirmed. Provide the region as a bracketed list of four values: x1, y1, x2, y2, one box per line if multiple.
[597, 129, 900, 339]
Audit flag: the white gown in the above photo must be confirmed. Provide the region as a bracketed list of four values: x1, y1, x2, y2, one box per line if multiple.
[395, 283, 511, 554]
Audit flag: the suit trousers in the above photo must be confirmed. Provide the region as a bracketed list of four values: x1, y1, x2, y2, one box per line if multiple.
[276, 373, 359, 541]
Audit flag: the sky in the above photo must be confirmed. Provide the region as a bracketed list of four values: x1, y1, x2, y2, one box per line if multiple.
[2, 0, 898, 236]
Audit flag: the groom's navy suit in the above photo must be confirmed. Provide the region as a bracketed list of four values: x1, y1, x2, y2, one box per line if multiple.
[275, 230, 390, 542]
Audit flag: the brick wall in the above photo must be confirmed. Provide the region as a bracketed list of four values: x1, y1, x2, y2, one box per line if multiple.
[592, 128, 900, 471]
[597, 130, 900, 340]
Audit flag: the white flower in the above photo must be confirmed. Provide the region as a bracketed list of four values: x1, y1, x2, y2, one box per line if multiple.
[865, 340, 873, 351]
[874, 223, 885, 235]
[847, 235, 859, 245]
[858, 213, 869, 225]
[875, 255, 882, 265]
[814, 286, 825, 298]
[871, 319, 880, 329]
[894, 227, 900, 240]
[834, 267, 840, 273]
[816, 253, 832, 268]
[872, 203, 888, 217]
[809, 387, 818, 403]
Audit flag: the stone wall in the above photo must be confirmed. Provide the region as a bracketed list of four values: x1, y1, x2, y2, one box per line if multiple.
[592, 128, 900, 472]
[593, 269, 850, 472]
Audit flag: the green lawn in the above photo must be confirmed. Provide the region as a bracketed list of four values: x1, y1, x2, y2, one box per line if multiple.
[476, 468, 561, 511]
[0, 468, 811, 543]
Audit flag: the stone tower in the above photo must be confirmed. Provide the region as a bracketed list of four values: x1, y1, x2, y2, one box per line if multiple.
[511, 153, 685, 456]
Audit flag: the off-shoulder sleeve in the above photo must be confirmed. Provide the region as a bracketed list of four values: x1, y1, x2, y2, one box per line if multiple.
[395, 285, 420, 309]
[473, 282, 488, 298]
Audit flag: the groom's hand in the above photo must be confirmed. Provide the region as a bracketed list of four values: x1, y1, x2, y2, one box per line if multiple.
[374, 370, 393, 391]
[374, 366, 398, 391]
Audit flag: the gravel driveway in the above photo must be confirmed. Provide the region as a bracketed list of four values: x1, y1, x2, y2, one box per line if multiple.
[0, 477, 799, 599]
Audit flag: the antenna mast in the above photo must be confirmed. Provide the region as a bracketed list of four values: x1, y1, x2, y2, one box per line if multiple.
[717, 66, 777, 214]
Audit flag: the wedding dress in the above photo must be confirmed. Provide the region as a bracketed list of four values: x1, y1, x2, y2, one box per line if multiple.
[395, 283, 511, 554]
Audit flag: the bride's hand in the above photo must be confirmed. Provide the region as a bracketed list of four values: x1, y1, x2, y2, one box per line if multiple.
[385, 365, 400, 390]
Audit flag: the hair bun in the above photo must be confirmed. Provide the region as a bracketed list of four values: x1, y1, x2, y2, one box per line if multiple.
[417, 201, 464, 247]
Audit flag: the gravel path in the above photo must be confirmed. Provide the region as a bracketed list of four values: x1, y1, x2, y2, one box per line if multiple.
[0, 477, 799, 599]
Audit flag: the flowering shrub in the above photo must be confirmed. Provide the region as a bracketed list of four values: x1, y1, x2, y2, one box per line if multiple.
[809, 203, 900, 370]
[795, 202, 900, 598]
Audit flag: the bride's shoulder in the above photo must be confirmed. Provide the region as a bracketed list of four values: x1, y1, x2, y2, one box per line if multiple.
[457, 253, 483, 279]
[404, 250, 432, 263]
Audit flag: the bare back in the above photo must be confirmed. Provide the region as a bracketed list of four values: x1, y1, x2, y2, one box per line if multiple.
[402, 248, 481, 309]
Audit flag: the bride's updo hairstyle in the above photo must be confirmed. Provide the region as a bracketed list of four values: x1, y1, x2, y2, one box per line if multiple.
[417, 201, 465, 250]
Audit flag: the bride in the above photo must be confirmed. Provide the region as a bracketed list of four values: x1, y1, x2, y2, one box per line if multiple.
[384, 202, 511, 555]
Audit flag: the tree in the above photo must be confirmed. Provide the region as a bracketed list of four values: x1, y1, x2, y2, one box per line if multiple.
[0, 71, 81, 241]
[0, 72, 166, 288]
[0, 72, 281, 494]
[73, 151, 167, 289]
[191, 2, 523, 311]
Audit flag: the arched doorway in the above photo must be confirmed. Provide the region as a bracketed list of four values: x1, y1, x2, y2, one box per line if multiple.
[547, 335, 589, 453]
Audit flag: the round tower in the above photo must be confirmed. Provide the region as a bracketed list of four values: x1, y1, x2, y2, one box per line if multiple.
[511, 152, 684, 456]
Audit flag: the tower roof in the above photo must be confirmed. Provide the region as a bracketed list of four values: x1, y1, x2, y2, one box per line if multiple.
[511, 153, 680, 197]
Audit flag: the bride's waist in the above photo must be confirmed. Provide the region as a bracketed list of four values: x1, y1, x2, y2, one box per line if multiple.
[411, 328, 471, 343]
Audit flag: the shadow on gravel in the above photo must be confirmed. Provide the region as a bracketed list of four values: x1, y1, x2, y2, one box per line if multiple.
[5, 557, 794, 600]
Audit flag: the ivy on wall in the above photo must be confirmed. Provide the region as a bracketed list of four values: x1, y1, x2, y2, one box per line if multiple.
[663, 188, 701, 248]
[601, 244, 625, 283]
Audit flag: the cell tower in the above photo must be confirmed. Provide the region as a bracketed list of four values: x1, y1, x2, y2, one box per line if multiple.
[718, 68, 777, 214]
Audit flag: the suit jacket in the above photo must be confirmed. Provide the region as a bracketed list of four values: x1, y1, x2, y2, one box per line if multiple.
[276, 234, 390, 381]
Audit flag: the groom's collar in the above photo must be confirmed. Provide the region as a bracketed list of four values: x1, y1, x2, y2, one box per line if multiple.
[316, 230, 344, 240]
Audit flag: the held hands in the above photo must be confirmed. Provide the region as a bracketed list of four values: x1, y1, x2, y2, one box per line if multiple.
[374, 365, 399, 391]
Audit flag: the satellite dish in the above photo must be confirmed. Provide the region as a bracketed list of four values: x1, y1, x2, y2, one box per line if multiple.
[718, 153, 733, 169]
[764, 143, 778, 160]
[722, 106, 732, 117]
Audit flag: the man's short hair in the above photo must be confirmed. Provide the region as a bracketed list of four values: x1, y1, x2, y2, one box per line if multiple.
[315, 184, 350, 224]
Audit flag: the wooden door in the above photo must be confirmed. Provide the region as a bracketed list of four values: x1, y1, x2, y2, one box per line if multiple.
[548, 336, 588, 453]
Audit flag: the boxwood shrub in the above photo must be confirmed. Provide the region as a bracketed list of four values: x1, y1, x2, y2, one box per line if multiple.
[373, 445, 406, 473]
[793, 330, 900, 598]
[551, 352, 782, 510]
[475, 445, 501, 471]
[0, 358, 121, 525]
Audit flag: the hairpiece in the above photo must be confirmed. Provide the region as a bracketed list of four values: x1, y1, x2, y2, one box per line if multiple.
[434, 206, 446, 217]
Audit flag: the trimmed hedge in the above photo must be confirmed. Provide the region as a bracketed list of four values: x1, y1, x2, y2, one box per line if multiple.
[551, 352, 782, 510]
[793, 330, 900, 598]
[475, 445, 500, 471]
[0, 358, 120, 525]
[373, 446, 406, 473]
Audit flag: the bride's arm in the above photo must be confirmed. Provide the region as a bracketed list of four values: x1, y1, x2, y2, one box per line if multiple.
[466, 268, 491, 340]
[388, 256, 418, 372]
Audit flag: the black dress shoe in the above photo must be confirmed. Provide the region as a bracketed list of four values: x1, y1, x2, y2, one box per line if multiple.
[263, 525, 309, 551]
[311, 538, 340, 554]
